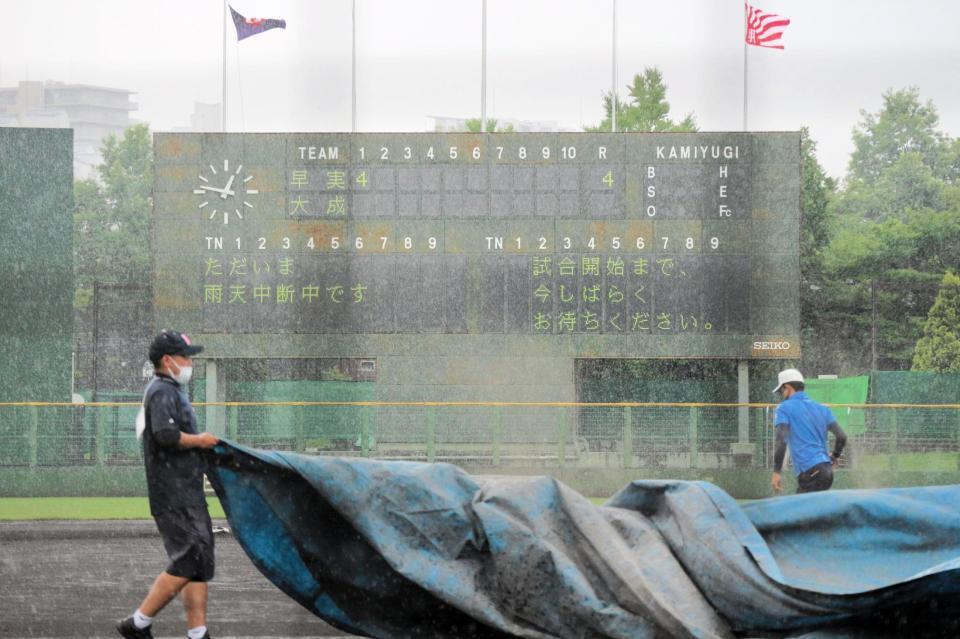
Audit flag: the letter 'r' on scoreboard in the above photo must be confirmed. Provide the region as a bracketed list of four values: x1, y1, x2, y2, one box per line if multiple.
[152, 132, 801, 360]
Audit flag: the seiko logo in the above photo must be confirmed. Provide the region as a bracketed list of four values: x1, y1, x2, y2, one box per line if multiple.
[753, 341, 791, 350]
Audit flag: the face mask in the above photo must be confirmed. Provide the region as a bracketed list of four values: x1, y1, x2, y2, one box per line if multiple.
[168, 358, 193, 386]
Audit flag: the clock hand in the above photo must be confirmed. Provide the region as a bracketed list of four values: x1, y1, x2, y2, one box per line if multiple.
[219, 174, 236, 199]
[199, 185, 229, 194]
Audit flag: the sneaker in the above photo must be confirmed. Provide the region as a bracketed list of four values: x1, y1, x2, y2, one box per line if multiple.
[189, 633, 211, 639]
[116, 616, 154, 639]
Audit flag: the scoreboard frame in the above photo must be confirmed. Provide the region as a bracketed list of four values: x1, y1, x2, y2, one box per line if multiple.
[153, 131, 800, 361]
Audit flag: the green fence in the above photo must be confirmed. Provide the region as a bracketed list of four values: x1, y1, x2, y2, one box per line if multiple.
[871, 372, 960, 404]
[3, 400, 959, 467]
[2, 401, 959, 497]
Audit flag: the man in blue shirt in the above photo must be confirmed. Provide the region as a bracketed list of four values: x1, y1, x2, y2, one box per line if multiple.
[771, 369, 848, 494]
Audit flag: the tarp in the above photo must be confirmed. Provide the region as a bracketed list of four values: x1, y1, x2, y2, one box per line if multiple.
[805, 375, 870, 435]
[206, 441, 960, 638]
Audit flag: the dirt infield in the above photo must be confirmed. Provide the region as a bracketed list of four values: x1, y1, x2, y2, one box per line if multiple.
[0, 520, 358, 638]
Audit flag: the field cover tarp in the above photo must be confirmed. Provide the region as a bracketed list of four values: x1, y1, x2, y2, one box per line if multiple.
[206, 441, 960, 638]
[805, 375, 869, 435]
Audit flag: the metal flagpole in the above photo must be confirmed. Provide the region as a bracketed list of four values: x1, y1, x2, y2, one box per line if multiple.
[222, 0, 227, 132]
[481, 0, 487, 133]
[739, 2, 749, 445]
[742, 3, 748, 131]
[611, 0, 617, 133]
[352, 0, 357, 133]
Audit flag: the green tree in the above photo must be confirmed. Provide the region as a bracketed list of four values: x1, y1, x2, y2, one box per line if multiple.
[812, 87, 960, 372]
[73, 123, 153, 307]
[835, 152, 945, 222]
[586, 67, 697, 132]
[912, 271, 960, 372]
[798, 127, 835, 279]
[835, 87, 955, 225]
[797, 128, 841, 372]
[817, 210, 954, 371]
[848, 87, 947, 184]
[462, 118, 514, 133]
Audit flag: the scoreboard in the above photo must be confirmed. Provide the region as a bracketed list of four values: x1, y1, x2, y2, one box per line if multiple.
[153, 132, 800, 360]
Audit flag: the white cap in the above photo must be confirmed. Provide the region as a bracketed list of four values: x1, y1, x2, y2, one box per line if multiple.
[773, 368, 804, 393]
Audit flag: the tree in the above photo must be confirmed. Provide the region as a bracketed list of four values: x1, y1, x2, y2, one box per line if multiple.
[462, 118, 514, 133]
[73, 123, 153, 307]
[810, 86, 960, 372]
[586, 67, 697, 133]
[848, 87, 947, 185]
[912, 271, 960, 372]
[835, 87, 954, 225]
[797, 128, 841, 373]
[815, 211, 955, 371]
[834, 152, 945, 222]
[99, 123, 152, 231]
[798, 127, 835, 279]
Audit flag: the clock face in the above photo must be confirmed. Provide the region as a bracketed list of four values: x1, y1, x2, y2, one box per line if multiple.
[193, 159, 258, 225]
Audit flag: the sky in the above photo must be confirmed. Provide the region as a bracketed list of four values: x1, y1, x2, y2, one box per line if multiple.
[3, 0, 960, 179]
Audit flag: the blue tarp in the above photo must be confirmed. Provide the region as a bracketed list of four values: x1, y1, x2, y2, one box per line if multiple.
[206, 441, 960, 638]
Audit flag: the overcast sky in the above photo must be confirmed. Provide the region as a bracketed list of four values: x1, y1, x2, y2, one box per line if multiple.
[4, 0, 959, 179]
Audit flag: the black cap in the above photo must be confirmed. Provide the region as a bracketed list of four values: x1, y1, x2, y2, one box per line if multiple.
[149, 330, 203, 366]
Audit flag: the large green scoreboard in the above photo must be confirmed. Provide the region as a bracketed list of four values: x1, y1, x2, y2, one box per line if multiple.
[154, 132, 799, 364]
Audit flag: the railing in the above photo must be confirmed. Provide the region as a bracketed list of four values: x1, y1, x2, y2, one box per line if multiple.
[2, 402, 959, 473]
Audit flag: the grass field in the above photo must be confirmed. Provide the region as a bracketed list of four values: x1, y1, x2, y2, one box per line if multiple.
[5, 455, 956, 520]
[856, 452, 958, 472]
[0, 496, 608, 520]
[0, 497, 226, 520]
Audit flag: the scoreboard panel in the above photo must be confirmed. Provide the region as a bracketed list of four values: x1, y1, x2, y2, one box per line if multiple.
[154, 132, 800, 359]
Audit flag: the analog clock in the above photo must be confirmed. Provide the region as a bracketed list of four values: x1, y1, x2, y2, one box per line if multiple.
[193, 159, 258, 225]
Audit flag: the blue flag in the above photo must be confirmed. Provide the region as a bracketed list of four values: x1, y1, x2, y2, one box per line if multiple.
[230, 5, 286, 41]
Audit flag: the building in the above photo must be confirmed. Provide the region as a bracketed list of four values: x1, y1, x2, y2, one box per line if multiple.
[0, 80, 137, 179]
[172, 101, 222, 133]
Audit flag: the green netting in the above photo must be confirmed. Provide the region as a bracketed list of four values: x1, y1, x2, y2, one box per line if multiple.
[228, 380, 374, 448]
[871, 372, 960, 404]
[869, 371, 960, 443]
[578, 372, 741, 456]
[805, 376, 869, 435]
[581, 379, 736, 404]
[57, 390, 142, 465]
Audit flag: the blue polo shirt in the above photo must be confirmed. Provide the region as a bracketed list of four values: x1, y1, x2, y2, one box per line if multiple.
[774, 391, 836, 475]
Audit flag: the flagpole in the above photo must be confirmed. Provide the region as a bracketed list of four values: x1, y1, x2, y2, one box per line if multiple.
[352, 0, 357, 133]
[611, 0, 617, 133]
[222, 1, 227, 132]
[480, 0, 487, 133]
[742, 3, 748, 131]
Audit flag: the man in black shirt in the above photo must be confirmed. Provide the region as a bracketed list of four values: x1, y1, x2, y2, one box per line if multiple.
[117, 331, 219, 639]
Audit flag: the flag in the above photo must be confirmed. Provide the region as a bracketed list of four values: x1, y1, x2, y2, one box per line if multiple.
[745, 3, 790, 49]
[230, 5, 286, 41]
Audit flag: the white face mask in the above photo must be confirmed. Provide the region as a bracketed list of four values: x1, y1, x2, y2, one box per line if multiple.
[168, 358, 193, 386]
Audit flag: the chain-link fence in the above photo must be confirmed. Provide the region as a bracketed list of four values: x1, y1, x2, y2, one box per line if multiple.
[2, 402, 959, 473]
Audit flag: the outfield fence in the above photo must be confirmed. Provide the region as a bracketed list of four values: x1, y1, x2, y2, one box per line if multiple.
[2, 401, 960, 473]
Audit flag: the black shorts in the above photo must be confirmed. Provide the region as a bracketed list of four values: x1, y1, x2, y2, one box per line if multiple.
[796, 462, 834, 494]
[154, 505, 215, 582]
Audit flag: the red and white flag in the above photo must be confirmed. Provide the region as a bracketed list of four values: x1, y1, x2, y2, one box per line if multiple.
[745, 3, 790, 49]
